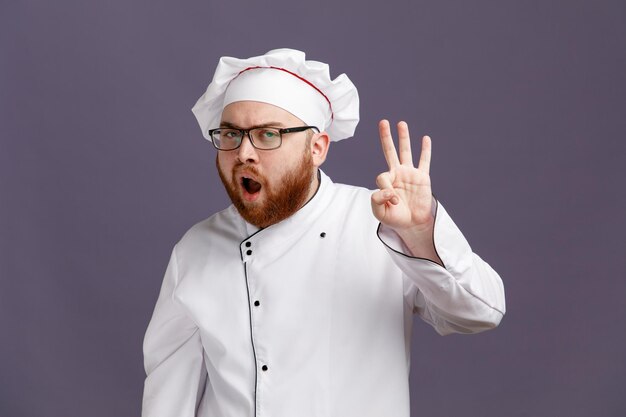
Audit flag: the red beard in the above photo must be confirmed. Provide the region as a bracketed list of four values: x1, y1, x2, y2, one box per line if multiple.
[217, 150, 315, 229]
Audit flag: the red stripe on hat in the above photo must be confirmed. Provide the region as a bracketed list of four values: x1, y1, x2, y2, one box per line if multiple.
[236, 66, 334, 123]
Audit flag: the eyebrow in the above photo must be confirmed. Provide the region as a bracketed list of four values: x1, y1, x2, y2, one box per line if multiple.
[219, 121, 287, 129]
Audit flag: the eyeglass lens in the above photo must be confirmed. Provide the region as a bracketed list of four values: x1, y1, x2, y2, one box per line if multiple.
[213, 128, 282, 150]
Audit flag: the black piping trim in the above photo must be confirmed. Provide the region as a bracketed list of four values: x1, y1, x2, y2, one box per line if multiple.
[235, 169, 324, 414]
[243, 262, 258, 417]
[375, 194, 447, 269]
[377, 197, 506, 317]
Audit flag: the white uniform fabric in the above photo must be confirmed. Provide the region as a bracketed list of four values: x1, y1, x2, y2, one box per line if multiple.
[142, 171, 505, 417]
[222, 67, 332, 134]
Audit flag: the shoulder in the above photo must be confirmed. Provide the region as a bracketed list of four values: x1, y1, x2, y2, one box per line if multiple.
[332, 181, 373, 199]
[329, 180, 374, 210]
[324, 178, 379, 230]
[174, 205, 242, 256]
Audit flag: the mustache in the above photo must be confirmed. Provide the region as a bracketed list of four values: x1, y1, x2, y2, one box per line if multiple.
[233, 163, 261, 175]
[215, 156, 263, 177]
[233, 163, 264, 182]
[214, 158, 267, 188]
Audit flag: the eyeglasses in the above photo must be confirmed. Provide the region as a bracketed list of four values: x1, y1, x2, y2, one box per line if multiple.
[208, 126, 319, 150]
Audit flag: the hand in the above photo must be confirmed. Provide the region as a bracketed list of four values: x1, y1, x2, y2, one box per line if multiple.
[371, 120, 435, 234]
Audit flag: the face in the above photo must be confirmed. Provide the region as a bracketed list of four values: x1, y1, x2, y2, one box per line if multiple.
[216, 101, 329, 228]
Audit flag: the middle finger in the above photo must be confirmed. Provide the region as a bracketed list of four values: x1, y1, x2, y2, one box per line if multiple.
[397, 121, 413, 167]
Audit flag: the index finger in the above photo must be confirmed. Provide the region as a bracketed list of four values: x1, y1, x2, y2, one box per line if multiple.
[379, 120, 400, 169]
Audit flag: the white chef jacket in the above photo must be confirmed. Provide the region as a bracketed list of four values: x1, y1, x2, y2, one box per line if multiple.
[142, 170, 505, 417]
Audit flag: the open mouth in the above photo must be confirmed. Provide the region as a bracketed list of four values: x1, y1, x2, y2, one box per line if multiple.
[241, 176, 262, 197]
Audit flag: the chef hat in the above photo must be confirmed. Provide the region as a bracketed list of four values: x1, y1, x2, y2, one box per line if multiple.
[191, 48, 359, 141]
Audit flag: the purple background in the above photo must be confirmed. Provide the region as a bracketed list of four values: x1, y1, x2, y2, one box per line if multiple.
[1, 1, 625, 416]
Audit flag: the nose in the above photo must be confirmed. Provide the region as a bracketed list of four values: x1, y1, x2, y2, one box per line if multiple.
[236, 135, 259, 164]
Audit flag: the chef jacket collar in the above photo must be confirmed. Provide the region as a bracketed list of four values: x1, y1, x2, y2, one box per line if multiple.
[236, 169, 335, 262]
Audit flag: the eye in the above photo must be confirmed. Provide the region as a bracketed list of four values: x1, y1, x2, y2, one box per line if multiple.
[258, 128, 280, 139]
[221, 129, 242, 139]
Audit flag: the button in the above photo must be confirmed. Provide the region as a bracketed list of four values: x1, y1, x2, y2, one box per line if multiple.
[254, 300, 260, 307]
[320, 232, 326, 238]
[246, 249, 252, 255]
[245, 241, 251, 247]
[261, 365, 268, 371]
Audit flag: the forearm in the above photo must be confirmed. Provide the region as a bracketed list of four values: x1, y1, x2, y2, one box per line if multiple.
[143, 247, 207, 417]
[377, 200, 505, 334]
[393, 196, 443, 266]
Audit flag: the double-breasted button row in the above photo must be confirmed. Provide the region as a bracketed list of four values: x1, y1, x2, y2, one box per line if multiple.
[244, 242, 265, 372]
[243, 241, 253, 256]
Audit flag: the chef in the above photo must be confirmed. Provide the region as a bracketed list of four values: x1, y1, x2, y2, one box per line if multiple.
[142, 48, 505, 417]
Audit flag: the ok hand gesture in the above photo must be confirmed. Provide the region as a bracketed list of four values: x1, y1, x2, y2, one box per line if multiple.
[371, 120, 436, 242]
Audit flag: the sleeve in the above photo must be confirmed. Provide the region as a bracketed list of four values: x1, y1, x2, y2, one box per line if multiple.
[377, 199, 506, 335]
[142, 246, 208, 417]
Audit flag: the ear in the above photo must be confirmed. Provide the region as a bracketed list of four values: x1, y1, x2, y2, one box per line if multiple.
[310, 131, 330, 167]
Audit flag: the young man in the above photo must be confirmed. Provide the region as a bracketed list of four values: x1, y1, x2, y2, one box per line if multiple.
[142, 48, 505, 417]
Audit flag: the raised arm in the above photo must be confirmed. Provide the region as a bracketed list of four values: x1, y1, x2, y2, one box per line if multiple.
[372, 120, 505, 334]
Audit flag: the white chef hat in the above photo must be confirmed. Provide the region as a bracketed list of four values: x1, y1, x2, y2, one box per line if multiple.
[191, 48, 360, 141]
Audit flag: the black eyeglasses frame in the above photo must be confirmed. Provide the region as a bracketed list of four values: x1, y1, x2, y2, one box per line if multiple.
[207, 125, 320, 151]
